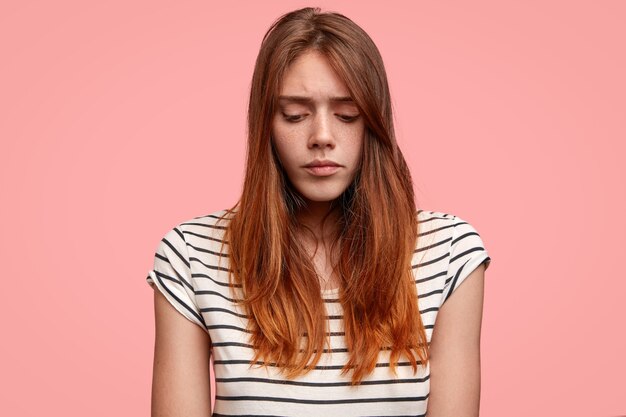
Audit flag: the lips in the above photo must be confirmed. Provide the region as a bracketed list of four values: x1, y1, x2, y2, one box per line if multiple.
[303, 159, 342, 168]
[302, 159, 343, 176]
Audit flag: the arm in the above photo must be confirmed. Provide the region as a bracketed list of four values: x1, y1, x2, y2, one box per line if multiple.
[151, 289, 212, 417]
[426, 263, 486, 417]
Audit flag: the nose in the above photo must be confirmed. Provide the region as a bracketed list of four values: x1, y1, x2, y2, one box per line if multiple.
[308, 112, 335, 150]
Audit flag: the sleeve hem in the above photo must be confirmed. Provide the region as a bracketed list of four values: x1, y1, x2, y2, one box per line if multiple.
[442, 251, 490, 306]
[147, 271, 210, 336]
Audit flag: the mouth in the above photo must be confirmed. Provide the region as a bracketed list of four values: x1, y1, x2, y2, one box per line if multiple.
[303, 159, 342, 168]
[303, 165, 341, 176]
[302, 158, 343, 176]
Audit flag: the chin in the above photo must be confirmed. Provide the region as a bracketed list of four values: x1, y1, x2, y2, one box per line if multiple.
[304, 196, 340, 203]
[299, 187, 346, 203]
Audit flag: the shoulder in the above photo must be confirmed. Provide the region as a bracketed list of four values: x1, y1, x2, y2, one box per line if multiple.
[179, 208, 235, 228]
[418, 209, 491, 304]
[170, 209, 237, 272]
[417, 209, 457, 230]
[417, 208, 472, 227]
[415, 208, 491, 290]
[415, 208, 460, 247]
[175, 208, 236, 241]
[416, 208, 488, 248]
[152, 209, 235, 264]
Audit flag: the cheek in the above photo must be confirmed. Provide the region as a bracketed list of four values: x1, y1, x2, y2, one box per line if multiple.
[272, 136, 298, 171]
[349, 131, 365, 164]
[271, 126, 288, 163]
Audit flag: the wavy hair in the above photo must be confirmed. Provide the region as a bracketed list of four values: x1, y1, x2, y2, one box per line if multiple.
[217, 6, 429, 385]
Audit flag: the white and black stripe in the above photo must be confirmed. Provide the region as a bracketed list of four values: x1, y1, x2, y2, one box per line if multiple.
[146, 209, 491, 417]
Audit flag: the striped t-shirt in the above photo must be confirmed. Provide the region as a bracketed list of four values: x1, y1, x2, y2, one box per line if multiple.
[146, 208, 491, 417]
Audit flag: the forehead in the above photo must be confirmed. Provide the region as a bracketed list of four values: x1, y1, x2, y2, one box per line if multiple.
[278, 50, 351, 100]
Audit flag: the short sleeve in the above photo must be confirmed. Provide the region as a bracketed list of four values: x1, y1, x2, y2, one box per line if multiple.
[440, 215, 492, 306]
[146, 225, 208, 333]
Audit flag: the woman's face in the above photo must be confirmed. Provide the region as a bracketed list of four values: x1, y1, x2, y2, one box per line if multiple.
[271, 50, 365, 207]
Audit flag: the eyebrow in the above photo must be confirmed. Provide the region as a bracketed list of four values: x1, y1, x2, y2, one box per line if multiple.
[277, 95, 355, 104]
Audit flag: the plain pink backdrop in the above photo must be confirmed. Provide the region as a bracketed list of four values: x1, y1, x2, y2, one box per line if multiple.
[1, 1, 624, 416]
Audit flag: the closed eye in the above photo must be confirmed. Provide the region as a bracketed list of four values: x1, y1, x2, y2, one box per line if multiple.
[338, 115, 360, 123]
[282, 113, 304, 122]
[281, 113, 360, 123]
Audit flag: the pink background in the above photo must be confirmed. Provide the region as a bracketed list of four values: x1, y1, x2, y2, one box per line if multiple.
[1, 1, 624, 416]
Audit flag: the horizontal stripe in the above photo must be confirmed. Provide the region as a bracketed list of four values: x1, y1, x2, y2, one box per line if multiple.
[212, 360, 423, 370]
[192, 272, 241, 288]
[449, 244, 486, 264]
[211, 342, 350, 354]
[215, 374, 429, 387]
[190, 257, 232, 272]
[188, 241, 230, 258]
[183, 229, 227, 244]
[418, 288, 444, 299]
[215, 393, 428, 405]
[412, 251, 449, 269]
[211, 343, 431, 354]
[413, 236, 451, 253]
[196, 289, 241, 302]
[417, 224, 454, 236]
[182, 221, 228, 230]
[202, 307, 249, 318]
[208, 324, 251, 333]
[208, 326, 346, 337]
[201, 307, 438, 321]
[321, 294, 443, 302]
[415, 269, 446, 283]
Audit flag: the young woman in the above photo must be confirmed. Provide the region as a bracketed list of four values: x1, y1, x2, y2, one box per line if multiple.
[147, 7, 491, 417]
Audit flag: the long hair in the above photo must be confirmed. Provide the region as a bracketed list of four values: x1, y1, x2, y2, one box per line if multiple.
[217, 6, 429, 385]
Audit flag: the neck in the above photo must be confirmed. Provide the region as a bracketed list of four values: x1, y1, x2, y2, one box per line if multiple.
[296, 200, 340, 241]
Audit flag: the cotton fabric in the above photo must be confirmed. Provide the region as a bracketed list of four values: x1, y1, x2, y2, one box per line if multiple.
[146, 209, 491, 417]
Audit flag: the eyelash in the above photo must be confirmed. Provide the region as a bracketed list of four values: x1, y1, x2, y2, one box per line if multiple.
[282, 113, 360, 123]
